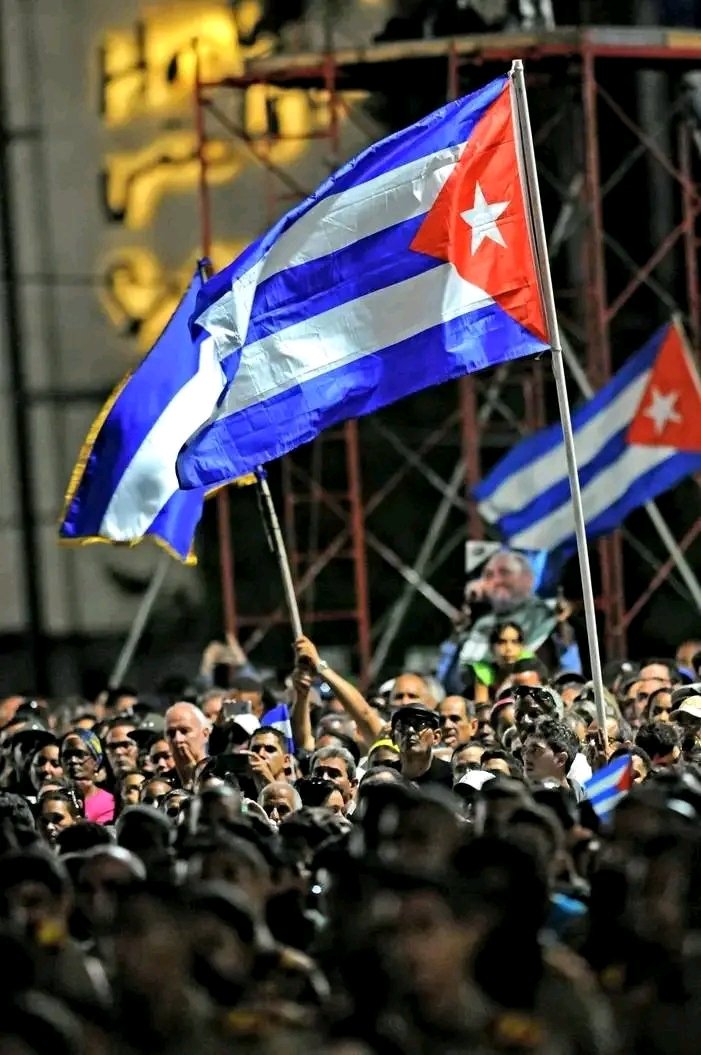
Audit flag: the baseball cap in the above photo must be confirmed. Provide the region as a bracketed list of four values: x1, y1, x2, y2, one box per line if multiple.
[130, 713, 166, 745]
[550, 671, 587, 692]
[390, 704, 439, 732]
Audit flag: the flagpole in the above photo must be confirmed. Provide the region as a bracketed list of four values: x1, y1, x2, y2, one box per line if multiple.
[510, 60, 609, 746]
[109, 551, 170, 687]
[255, 468, 304, 640]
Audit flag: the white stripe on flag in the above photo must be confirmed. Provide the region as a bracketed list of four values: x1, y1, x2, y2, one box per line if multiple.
[99, 336, 224, 539]
[510, 442, 674, 550]
[478, 368, 650, 523]
[214, 264, 493, 420]
[586, 763, 629, 802]
[198, 144, 465, 359]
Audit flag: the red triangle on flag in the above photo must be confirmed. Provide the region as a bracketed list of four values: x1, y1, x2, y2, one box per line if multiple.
[410, 83, 547, 343]
[627, 323, 701, 452]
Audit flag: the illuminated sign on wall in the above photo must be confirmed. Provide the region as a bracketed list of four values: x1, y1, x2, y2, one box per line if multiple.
[97, 3, 339, 352]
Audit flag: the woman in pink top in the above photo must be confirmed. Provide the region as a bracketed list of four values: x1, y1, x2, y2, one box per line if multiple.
[61, 729, 115, 824]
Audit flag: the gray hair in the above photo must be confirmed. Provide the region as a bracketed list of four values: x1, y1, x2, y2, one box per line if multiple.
[165, 701, 211, 731]
[258, 782, 302, 810]
[311, 745, 357, 781]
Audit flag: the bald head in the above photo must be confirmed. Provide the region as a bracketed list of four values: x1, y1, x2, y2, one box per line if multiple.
[390, 673, 435, 710]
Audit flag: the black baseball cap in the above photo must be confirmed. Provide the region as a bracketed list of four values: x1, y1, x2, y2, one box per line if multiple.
[390, 704, 440, 732]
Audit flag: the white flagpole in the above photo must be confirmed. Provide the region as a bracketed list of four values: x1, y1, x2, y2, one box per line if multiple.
[510, 59, 609, 746]
[255, 468, 304, 640]
[109, 550, 170, 688]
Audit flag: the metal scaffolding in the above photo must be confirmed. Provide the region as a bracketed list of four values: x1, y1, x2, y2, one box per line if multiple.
[194, 25, 701, 680]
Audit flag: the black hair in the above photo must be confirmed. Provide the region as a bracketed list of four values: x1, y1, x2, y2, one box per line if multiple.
[489, 621, 524, 646]
[640, 658, 678, 680]
[692, 651, 701, 674]
[451, 740, 482, 759]
[359, 766, 405, 787]
[528, 717, 579, 769]
[105, 685, 138, 710]
[481, 748, 524, 779]
[647, 686, 673, 714]
[0, 849, 69, 899]
[55, 823, 114, 856]
[610, 745, 651, 771]
[248, 726, 287, 752]
[0, 792, 36, 833]
[39, 788, 84, 819]
[510, 656, 549, 679]
[635, 720, 681, 761]
[230, 676, 263, 694]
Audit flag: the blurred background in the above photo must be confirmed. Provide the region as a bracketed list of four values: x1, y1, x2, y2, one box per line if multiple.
[0, 0, 699, 696]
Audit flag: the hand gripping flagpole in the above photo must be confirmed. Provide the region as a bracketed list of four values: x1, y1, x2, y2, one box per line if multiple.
[255, 468, 304, 641]
[510, 59, 609, 747]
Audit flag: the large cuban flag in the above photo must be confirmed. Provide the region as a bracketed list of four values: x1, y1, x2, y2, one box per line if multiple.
[176, 73, 549, 489]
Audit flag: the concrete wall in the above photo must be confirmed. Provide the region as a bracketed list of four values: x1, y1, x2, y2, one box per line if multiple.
[0, 0, 389, 685]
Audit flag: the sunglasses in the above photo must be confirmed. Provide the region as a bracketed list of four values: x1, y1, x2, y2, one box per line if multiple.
[394, 717, 436, 733]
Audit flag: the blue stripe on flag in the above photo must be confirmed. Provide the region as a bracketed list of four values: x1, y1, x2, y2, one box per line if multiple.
[242, 215, 441, 349]
[179, 301, 543, 488]
[474, 330, 660, 502]
[191, 77, 507, 331]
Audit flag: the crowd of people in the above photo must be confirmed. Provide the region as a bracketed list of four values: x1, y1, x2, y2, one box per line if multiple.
[1, 614, 701, 1054]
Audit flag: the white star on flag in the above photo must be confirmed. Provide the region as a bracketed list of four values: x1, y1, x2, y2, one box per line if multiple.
[461, 182, 509, 255]
[643, 386, 683, 435]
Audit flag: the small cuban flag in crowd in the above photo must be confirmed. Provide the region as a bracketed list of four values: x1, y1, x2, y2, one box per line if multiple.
[261, 703, 295, 755]
[584, 754, 634, 823]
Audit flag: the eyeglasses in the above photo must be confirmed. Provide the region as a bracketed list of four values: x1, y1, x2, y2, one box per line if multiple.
[394, 717, 435, 733]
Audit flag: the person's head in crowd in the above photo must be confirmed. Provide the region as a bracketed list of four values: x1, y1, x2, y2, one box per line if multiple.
[490, 693, 515, 741]
[28, 742, 63, 794]
[118, 772, 145, 811]
[165, 703, 211, 785]
[551, 671, 588, 710]
[186, 833, 271, 911]
[103, 685, 138, 720]
[489, 620, 525, 667]
[199, 688, 228, 724]
[621, 676, 652, 727]
[161, 788, 190, 824]
[315, 712, 357, 744]
[258, 781, 302, 824]
[191, 786, 242, 831]
[474, 702, 498, 746]
[227, 676, 265, 720]
[638, 658, 677, 689]
[635, 720, 681, 767]
[646, 686, 674, 722]
[478, 550, 535, 612]
[611, 745, 651, 784]
[676, 640, 701, 673]
[247, 727, 289, 786]
[522, 717, 578, 787]
[389, 672, 434, 711]
[55, 822, 113, 858]
[451, 741, 485, 783]
[188, 884, 260, 1008]
[37, 789, 83, 846]
[505, 655, 549, 690]
[481, 748, 521, 779]
[366, 737, 401, 771]
[60, 730, 102, 789]
[115, 805, 173, 867]
[391, 705, 441, 778]
[585, 715, 633, 759]
[437, 696, 477, 748]
[0, 793, 37, 854]
[513, 685, 563, 739]
[310, 746, 357, 810]
[0, 849, 71, 942]
[104, 721, 139, 779]
[140, 777, 174, 810]
[296, 776, 345, 814]
[147, 737, 175, 777]
[75, 846, 146, 936]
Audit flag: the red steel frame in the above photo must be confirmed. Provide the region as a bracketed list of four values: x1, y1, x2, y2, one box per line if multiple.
[194, 26, 701, 672]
